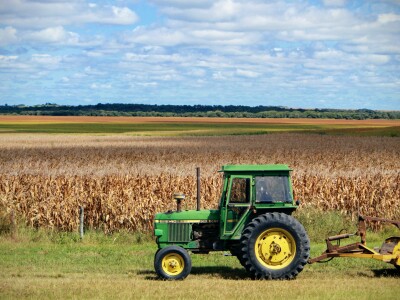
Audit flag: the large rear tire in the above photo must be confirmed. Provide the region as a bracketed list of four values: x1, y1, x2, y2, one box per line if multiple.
[154, 246, 192, 280]
[230, 246, 246, 267]
[393, 240, 400, 271]
[240, 212, 310, 280]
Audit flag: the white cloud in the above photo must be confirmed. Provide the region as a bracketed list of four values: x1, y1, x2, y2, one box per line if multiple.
[126, 27, 186, 46]
[0, 0, 399, 109]
[0, 1, 138, 28]
[188, 68, 206, 77]
[362, 54, 390, 64]
[110, 6, 138, 24]
[236, 69, 261, 78]
[90, 83, 112, 89]
[84, 66, 107, 76]
[323, 0, 347, 7]
[136, 81, 158, 87]
[0, 55, 18, 69]
[125, 52, 186, 63]
[212, 72, 224, 80]
[162, 0, 240, 22]
[31, 54, 61, 65]
[0, 55, 18, 61]
[377, 13, 400, 24]
[0, 26, 18, 46]
[150, 0, 214, 9]
[0, 55, 31, 70]
[24, 26, 77, 44]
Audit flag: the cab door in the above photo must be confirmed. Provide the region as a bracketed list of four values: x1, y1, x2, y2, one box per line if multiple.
[221, 175, 252, 237]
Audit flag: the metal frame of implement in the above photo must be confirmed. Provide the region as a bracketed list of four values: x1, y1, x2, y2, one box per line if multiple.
[308, 215, 400, 268]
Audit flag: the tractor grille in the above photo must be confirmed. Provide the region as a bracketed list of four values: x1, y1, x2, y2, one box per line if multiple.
[168, 223, 191, 242]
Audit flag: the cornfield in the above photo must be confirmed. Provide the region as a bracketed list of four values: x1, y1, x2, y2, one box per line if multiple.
[0, 134, 399, 232]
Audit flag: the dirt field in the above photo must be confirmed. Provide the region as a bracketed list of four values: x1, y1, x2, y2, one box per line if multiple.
[0, 115, 399, 126]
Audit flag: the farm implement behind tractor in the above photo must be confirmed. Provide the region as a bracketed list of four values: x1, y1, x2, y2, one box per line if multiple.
[152, 165, 399, 280]
[308, 215, 400, 269]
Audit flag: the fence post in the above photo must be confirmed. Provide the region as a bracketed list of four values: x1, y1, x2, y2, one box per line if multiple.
[79, 206, 84, 239]
[10, 209, 16, 239]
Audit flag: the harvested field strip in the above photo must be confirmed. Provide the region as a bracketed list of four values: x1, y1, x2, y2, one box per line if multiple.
[1, 134, 398, 177]
[1, 115, 399, 126]
[0, 116, 398, 136]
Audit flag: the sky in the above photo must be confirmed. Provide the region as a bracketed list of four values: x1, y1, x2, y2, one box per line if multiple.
[0, 0, 400, 110]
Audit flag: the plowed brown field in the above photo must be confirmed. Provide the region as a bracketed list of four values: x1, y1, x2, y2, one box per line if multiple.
[0, 115, 399, 126]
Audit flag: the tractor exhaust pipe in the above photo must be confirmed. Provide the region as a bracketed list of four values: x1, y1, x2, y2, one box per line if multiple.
[196, 167, 201, 211]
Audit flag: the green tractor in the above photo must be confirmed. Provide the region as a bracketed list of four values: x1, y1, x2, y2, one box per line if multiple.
[153, 165, 310, 280]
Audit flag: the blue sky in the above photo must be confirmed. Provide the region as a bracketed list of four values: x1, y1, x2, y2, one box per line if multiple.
[0, 0, 399, 110]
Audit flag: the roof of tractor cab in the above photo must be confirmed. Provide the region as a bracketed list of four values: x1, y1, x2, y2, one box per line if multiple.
[220, 164, 292, 172]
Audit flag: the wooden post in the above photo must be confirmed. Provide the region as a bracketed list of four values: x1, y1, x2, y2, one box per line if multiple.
[10, 210, 16, 239]
[196, 167, 201, 211]
[79, 206, 84, 239]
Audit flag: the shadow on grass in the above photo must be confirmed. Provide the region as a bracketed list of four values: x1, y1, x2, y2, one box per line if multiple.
[139, 266, 248, 280]
[191, 266, 248, 279]
[372, 268, 400, 278]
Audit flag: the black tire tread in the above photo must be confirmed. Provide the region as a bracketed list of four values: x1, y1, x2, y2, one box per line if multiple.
[230, 247, 247, 267]
[240, 212, 310, 280]
[154, 245, 192, 280]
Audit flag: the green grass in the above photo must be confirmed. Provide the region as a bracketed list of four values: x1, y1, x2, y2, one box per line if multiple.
[0, 224, 399, 300]
[0, 121, 398, 136]
[310, 126, 400, 137]
[0, 122, 325, 135]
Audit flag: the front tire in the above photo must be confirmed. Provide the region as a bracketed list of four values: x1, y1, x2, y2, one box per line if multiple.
[240, 212, 310, 280]
[154, 246, 192, 280]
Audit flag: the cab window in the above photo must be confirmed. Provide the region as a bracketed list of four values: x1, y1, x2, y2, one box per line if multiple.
[255, 176, 292, 203]
[229, 178, 250, 203]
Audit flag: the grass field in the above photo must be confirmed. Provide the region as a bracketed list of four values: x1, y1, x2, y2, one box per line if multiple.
[0, 116, 399, 136]
[0, 229, 399, 300]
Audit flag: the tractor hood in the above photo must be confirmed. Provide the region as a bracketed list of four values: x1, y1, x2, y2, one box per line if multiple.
[154, 209, 219, 223]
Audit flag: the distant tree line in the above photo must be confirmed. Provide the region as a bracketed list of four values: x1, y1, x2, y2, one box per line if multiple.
[0, 103, 399, 120]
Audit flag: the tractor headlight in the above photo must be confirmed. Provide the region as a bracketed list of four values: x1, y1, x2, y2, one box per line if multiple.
[154, 229, 163, 237]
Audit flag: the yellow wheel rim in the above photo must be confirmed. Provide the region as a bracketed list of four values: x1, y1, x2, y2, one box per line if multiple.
[393, 242, 400, 266]
[161, 253, 185, 276]
[255, 227, 296, 269]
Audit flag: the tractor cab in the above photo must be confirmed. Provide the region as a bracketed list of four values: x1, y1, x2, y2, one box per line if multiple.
[219, 165, 297, 239]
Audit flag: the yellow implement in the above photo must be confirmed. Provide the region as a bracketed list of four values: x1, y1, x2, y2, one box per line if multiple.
[309, 215, 400, 270]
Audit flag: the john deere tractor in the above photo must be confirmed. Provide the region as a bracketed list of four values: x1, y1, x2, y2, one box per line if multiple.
[153, 165, 310, 280]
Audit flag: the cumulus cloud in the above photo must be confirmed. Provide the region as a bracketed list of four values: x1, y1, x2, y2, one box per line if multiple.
[0, 0, 138, 28]
[150, 0, 214, 9]
[31, 54, 61, 65]
[126, 27, 186, 46]
[0, 26, 18, 46]
[323, 0, 347, 7]
[90, 83, 112, 89]
[377, 13, 400, 24]
[0, 0, 399, 109]
[236, 69, 261, 78]
[24, 26, 78, 44]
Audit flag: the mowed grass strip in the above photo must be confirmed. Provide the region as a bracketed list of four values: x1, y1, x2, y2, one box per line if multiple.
[0, 120, 397, 136]
[0, 122, 327, 134]
[0, 231, 399, 300]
